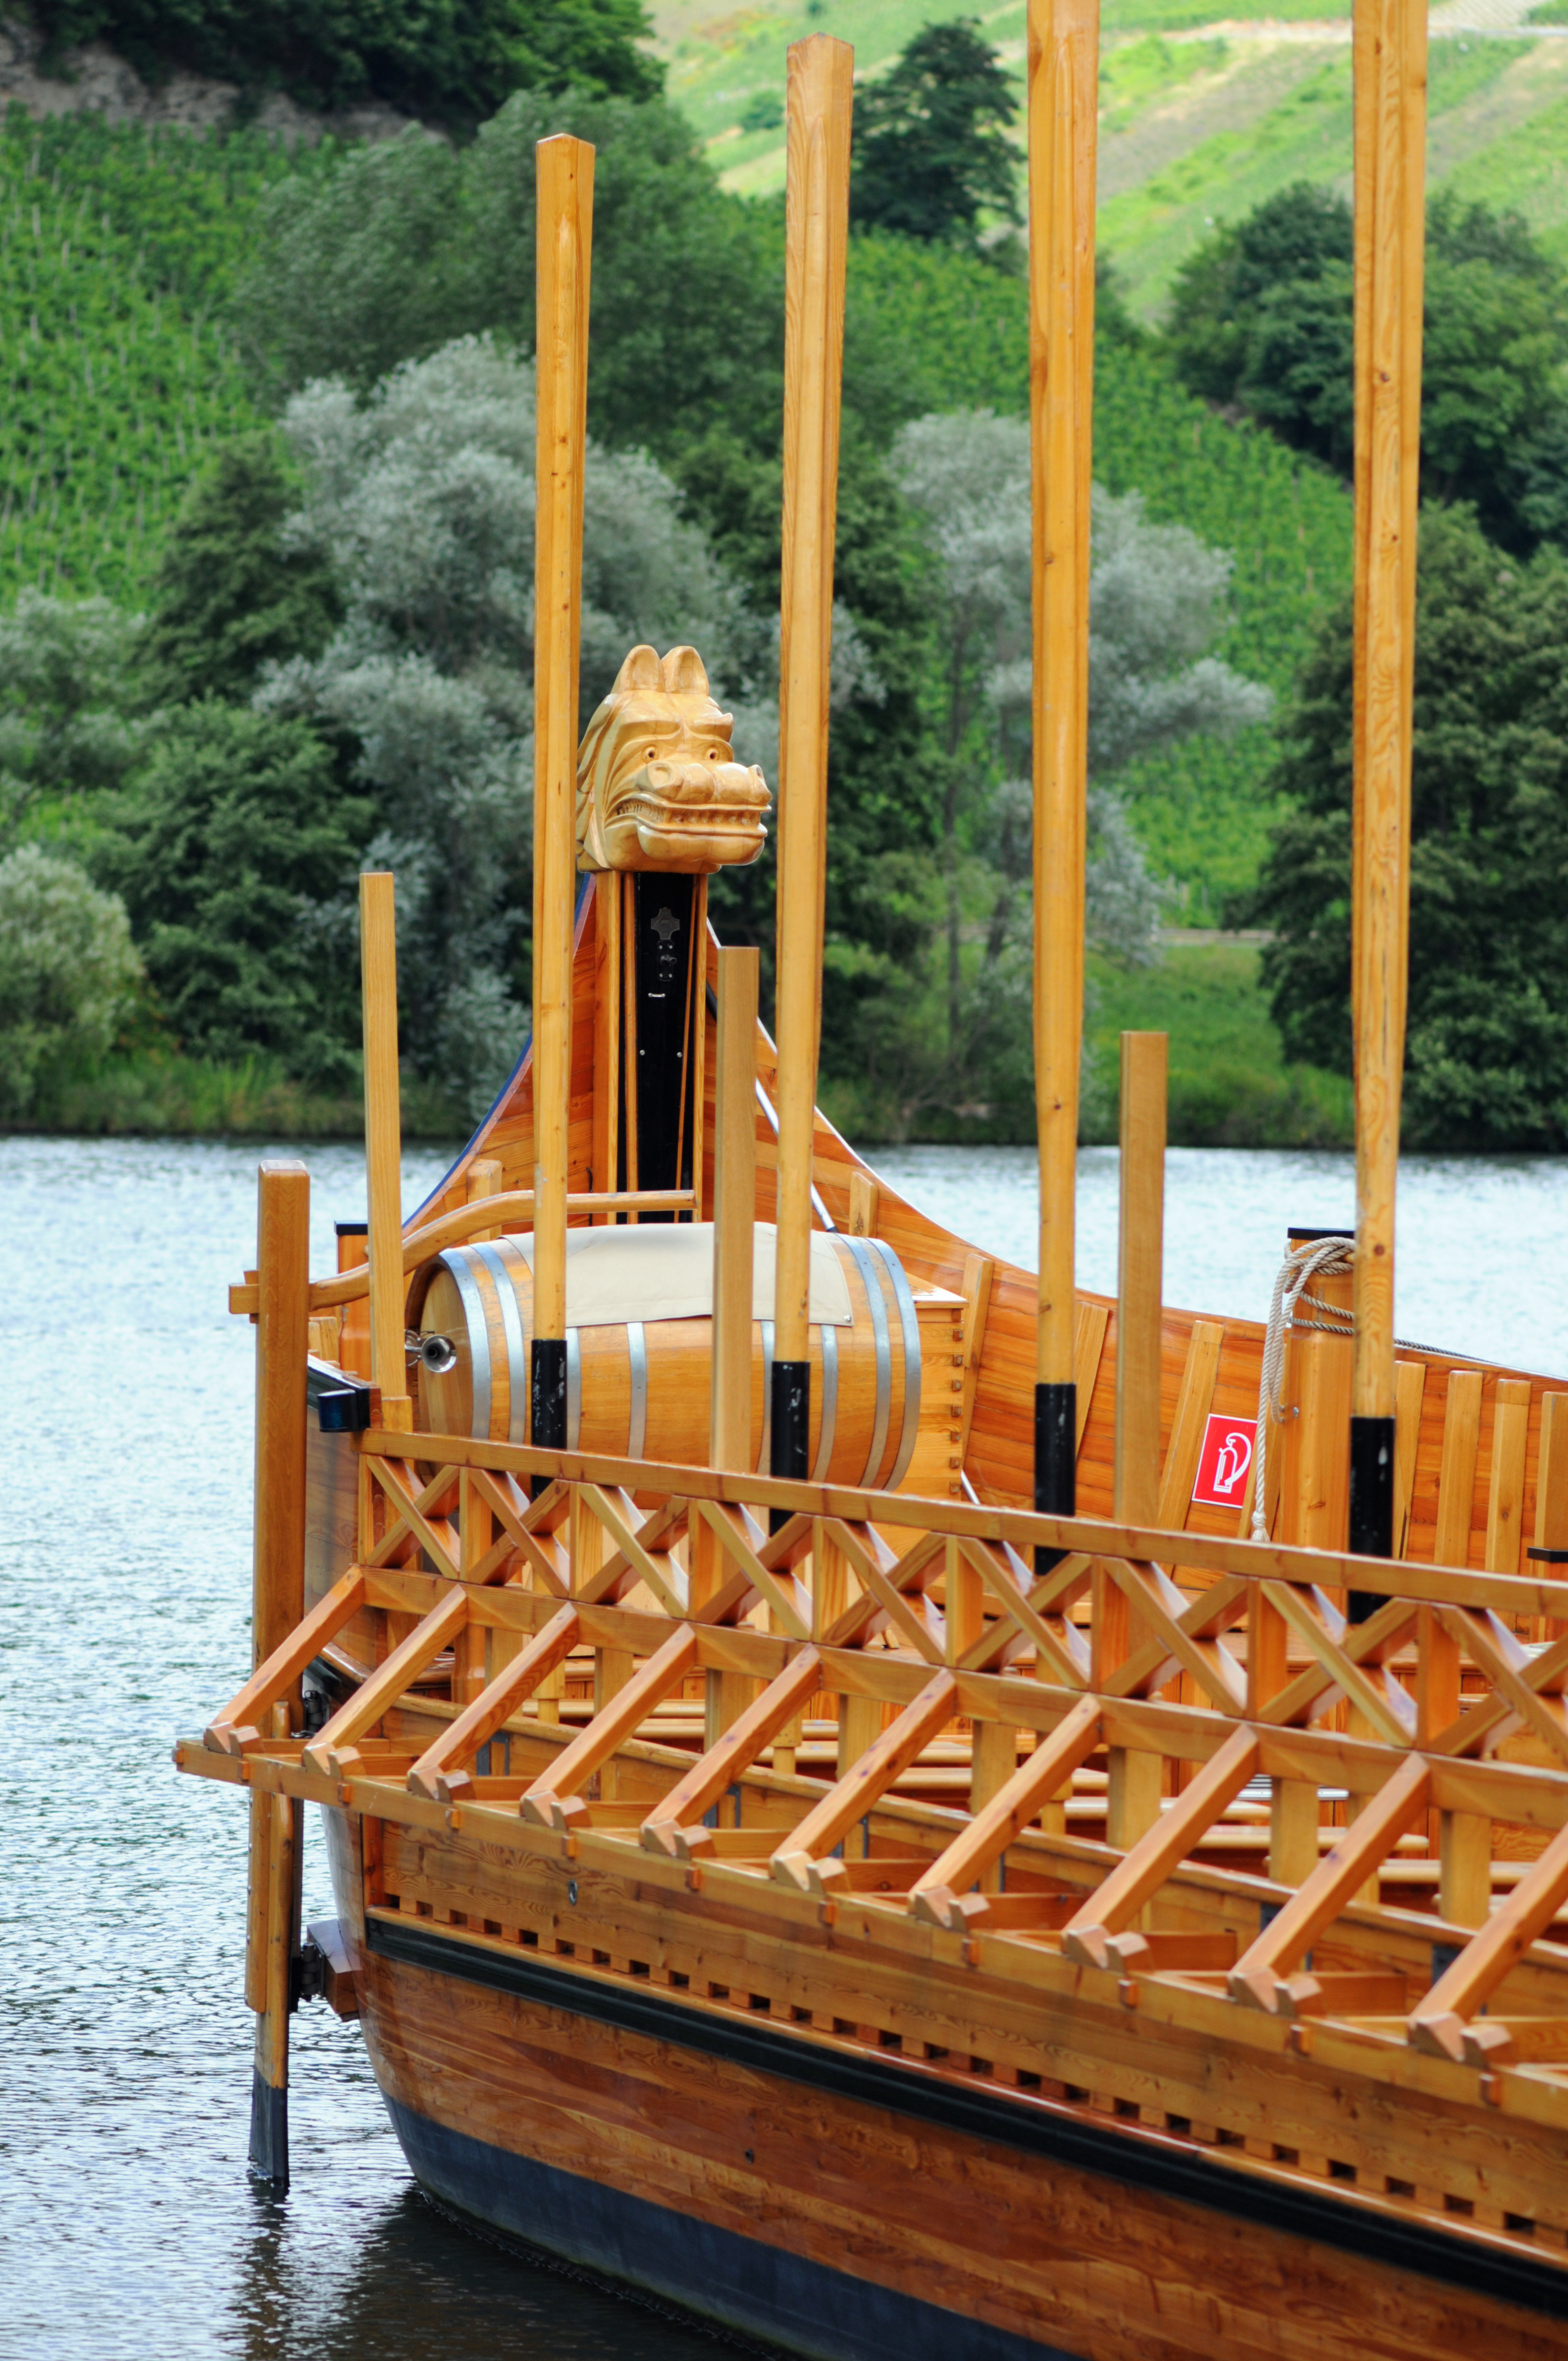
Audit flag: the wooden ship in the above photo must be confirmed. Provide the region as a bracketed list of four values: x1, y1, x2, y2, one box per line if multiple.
[177, 8, 1568, 2355]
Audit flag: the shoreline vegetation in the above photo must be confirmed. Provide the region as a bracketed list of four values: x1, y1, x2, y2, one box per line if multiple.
[10, 938, 1353, 1148]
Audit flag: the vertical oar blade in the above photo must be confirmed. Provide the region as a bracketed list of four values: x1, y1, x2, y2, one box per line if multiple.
[1348, 0, 1426, 1590]
[1028, 0, 1099, 1549]
[531, 134, 594, 1471]
[771, 37, 851, 1521]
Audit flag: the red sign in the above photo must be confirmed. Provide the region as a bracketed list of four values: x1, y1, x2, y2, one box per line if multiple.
[1191, 1412, 1257, 1509]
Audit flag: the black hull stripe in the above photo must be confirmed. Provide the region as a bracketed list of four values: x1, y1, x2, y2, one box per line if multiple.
[368, 1912, 1568, 2322]
[388, 2095, 1061, 2361]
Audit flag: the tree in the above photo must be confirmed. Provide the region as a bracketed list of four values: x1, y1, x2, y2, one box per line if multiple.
[140, 432, 339, 705]
[852, 409, 1271, 1135]
[0, 591, 145, 850]
[0, 846, 140, 1114]
[33, 0, 660, 133]
[850, 20, 1019, 251]
[264, 336, 769, 1116]
[1254, 504, 1568, 1150]
[1164, 182, 1350, 407]
[96, 701, 372, 1084]
[233, 91, 783, 465]
[1164, 185, 1568, 556]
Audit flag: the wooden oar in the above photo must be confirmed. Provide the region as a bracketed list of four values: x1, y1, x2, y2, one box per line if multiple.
[531, 132, 594, 1465]
[1027, 0, 1098, 1543]
[1348, 0, 1426, 1596]
[771, 32, 852, 1512]
[360, 871, 410, 1430]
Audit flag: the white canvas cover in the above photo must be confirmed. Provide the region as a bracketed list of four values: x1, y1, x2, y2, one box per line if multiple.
[505, 1221, 854, 1329]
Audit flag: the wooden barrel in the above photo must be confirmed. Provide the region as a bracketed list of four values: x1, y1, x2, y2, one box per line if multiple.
[410, 1228, 922, 1487]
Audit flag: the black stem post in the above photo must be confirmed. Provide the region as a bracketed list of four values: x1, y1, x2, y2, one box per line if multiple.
[1035, 1379, 1076, 1577]
[770, 1359, 810, 1535]
[1347, 1412, 1395, 1624]
[531, 1335, 568, 1500]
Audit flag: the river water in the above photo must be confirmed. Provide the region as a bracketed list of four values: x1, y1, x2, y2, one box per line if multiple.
[6, 1133, 1568, 2360]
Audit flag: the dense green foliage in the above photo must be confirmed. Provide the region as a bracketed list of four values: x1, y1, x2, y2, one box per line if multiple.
[96, 701, 372, 1084]
[848, 19, 1019, 250]
[0, 590, 143, 842]
[1165, 183, 1568, 556]
[0, 49, 1374, 1129]
[31, 0, 660, 129]
[0, 110, 313, 605]
[232, 93, 783, 459]
[0, 841, 140, 1112]
[1255, 506, 1568, 1150]
[141, 431, 339, 701]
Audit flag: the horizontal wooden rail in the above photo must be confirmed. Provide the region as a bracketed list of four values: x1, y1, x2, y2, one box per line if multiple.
[228, 1190, 698, 1315]
[350, 1429, 1568, 1620]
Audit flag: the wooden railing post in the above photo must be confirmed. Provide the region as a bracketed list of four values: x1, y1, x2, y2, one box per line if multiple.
[771, 33, 852, 1511]
[1028, 0, 1098, 1549]
[1107, 1031, 1166, 1851]
[532, 130, 594, 1468]
[360, 872, 409, 1431]
[1348, 0, 1426, 1582]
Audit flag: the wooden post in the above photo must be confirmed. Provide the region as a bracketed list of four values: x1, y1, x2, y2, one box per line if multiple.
[359, 872, 409, 1431]
[1348, 0, 1425, 1576]
[246, 1158, 309, 2179]
[252, 1158, 311, 1672]
[711, 945, 759, 1475]
[1107, 1032, 1165, 1853]
[771, 34, 851, 1504]
[1028, 0, 1099, 1540]
[702, 945, 761, 1739]
[466, 1156, 503, 1242]
[532, 131, 594, 1461]
[1114, 1032, 1166, 1526]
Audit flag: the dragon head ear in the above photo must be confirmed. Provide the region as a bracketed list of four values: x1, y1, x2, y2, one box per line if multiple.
[612, 645, 663, 695]
[660, 645, 709, 697]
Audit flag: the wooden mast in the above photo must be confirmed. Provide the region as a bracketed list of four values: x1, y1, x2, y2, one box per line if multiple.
[1348, 0, 1425, 1579]
[1027, 0, 1098, 1534]
[532, 133, 594, 1458]
[771, 34, 852, 1498]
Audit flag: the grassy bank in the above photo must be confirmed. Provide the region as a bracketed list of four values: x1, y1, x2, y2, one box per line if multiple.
[1085, 939, 1352, 1147]
[821, 937, 1353, 1150]
[11, 943, 1344, 1150]
[10, 1049, 464, 1139]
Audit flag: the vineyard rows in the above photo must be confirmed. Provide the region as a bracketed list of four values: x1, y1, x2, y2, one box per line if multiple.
[0, 113, 322, 606]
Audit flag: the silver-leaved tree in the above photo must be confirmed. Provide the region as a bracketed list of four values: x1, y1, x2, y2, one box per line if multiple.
[846, 407, 1273, 1138]
[261, 335, 774, 1121]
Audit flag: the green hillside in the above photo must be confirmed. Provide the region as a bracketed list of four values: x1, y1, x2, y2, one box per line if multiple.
[0, 110, 306, 607]
[0, 105, 1349, 923]
[654, 1, 1568, 317]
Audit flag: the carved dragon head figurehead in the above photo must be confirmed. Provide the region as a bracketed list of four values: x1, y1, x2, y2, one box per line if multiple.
[575, 644, 771, 874]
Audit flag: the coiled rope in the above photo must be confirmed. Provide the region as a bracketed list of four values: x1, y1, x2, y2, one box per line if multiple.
[1251, 1235, 1354, 1541]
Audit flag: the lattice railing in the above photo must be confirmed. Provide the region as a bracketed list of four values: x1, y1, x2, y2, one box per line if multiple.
[194, 1427, 1568, 2083]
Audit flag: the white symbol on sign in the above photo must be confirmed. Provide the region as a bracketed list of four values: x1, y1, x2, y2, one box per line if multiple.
[1210, 1429, 1254, 1498]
